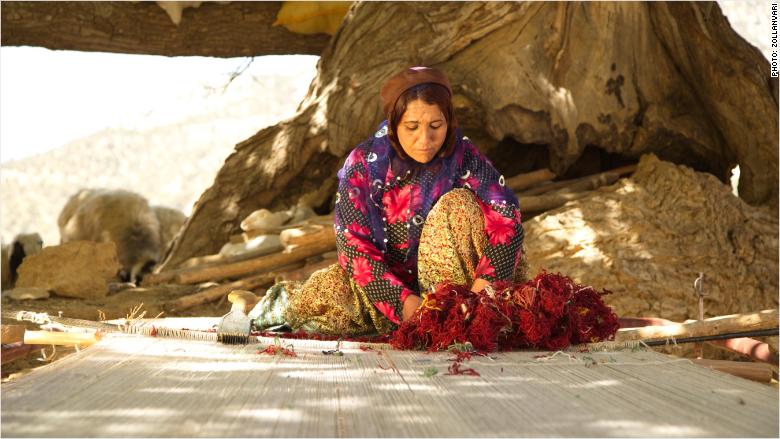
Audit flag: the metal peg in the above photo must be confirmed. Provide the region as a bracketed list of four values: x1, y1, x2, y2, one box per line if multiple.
[693, 272, 708, 322]
[693, 272, 708, 358]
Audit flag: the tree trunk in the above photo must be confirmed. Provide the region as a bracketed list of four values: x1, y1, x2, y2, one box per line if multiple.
[0, 1, 329, 57]
[648, 2, 778, 207]
[148, 1, 777, 271]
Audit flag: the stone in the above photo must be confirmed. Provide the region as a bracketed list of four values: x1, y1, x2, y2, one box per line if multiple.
[240, 209, 291, 232]
[15, 241, 120, 299]
[4, 287, 50, 300]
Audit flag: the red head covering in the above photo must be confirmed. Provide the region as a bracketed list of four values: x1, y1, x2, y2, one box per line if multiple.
[379, 66, 452, 116]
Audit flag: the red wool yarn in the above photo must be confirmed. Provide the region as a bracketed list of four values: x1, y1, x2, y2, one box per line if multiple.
[390, 271, 620, 352]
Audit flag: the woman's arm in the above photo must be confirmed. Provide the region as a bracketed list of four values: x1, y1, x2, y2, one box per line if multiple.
[334, 149, 417, 324]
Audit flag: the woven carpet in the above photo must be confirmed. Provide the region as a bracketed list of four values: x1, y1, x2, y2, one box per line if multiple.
[1, 334, 777, 437]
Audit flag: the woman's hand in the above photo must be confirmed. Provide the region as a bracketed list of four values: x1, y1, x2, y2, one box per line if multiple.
[470, 278, 491, 293]
[402, 294, 423, 322]
[401, 280, 490, 323]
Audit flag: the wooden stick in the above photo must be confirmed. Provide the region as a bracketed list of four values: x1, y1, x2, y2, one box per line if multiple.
[518, 192, 589, 213]
[147, 215, 337, 285]
[24, 330, 102, 347]
[242, 214, 335, 236]
[520, 164, 637, 197]
[505, 168, 556, 192]
[707, 338, 779, 364]
[304, 214, 336, 226]
[179, 254, 226, 269]
[620, 316, 779, 364]
[620, 316, 778, 363]
[143, 270, 178, 286]
[280, 224, 335, 248]
[191, 219, 334, 266]
[614, 309, 778, 343]
[183, 241, 285, 268]
[174, 240, 335, 285]
[2, 325, 26, 344]
[178, 253, 239, 271]
[619, 316, 676, 327]
[164, 272, 278, 313]
[552, 169, 625, 195]
[691, 359, 774, 383]
[145, 242, 288, 286]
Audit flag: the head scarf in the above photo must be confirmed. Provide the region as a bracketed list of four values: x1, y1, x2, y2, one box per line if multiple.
[379, 66, 452, 116]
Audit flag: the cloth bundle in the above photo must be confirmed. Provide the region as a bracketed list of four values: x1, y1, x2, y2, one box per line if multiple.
[390, 271, 620, 352]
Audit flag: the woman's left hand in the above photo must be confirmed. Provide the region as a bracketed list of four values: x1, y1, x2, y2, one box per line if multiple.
[402, 294, 423, 322]
[470, 278, 491, 293]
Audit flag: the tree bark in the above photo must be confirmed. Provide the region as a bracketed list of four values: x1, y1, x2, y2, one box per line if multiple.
[158, 1, 777, 270]
[0, 1, 329, 57]
[647, 2, 778, 206]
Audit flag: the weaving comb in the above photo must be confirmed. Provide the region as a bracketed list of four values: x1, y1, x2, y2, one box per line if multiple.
[216, 290, 258, 344]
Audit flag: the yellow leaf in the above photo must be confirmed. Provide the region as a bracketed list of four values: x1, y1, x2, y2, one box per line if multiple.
[273, 1, 352, 36]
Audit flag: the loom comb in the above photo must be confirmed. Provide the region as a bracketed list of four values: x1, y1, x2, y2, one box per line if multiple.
[216, 290, 258, 344]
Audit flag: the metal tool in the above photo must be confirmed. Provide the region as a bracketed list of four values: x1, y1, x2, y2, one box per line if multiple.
[693, 272, 708, 321]
[216, 290, 258, 344]
[693, 272, 708, 358]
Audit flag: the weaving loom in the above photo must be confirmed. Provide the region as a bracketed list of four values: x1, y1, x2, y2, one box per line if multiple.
[2, 332, 778, 437]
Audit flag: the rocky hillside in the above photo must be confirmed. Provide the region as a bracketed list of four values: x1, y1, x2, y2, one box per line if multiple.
[1, 66, 315, 246]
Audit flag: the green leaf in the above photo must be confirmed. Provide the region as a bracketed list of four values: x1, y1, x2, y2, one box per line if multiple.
[446, 341, 474, 353]
[422, 366, 439, 377]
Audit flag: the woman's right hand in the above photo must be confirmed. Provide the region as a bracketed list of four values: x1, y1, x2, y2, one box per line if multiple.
[402, 294, 422, 322]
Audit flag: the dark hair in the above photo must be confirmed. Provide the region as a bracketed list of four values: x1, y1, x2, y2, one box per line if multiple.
[387, 83, 458, 160]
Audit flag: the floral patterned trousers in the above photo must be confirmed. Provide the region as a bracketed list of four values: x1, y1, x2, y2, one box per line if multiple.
[248, 189, 528, 336]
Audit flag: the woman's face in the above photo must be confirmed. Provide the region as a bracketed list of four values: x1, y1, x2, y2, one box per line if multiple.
[396, 99, 448, 164]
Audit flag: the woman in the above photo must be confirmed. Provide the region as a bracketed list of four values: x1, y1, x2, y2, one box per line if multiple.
[249, 66, 527, 336]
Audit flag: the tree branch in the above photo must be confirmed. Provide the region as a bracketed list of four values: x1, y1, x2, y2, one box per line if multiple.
[0, 1, 330, 57]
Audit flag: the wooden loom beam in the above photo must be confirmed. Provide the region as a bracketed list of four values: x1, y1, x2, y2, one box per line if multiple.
[614, 309, 779, 343]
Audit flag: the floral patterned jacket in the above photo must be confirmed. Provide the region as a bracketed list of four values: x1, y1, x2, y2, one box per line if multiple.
[334, 121, 525, 324]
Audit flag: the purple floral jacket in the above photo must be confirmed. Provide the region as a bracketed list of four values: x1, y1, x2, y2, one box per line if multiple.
[334, 121, 524, 323]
